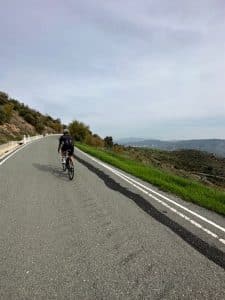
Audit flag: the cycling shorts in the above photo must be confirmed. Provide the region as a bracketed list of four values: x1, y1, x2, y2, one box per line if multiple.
[61, 145, 74, 156]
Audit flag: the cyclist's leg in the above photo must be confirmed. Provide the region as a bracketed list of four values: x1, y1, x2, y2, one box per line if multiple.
[67, 146, 74, 168]
[61, 150, 66, 163]
[65, 153, 70, 168]
[61, 145, 67, 157]
[70, 145, 75, 161]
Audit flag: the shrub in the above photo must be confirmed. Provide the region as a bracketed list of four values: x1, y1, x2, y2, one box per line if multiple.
[0, 107, 7, 124]
[2, 103, 14, 122]
[69, 120, 90, 142]
[23, 112, 37, 126]
[104, 136, 113, 149]
[35, 122, 45, 134]
[0, 92, 8, 105]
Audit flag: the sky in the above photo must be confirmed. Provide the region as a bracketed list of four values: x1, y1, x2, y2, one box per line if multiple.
[1, 0, 225, 140]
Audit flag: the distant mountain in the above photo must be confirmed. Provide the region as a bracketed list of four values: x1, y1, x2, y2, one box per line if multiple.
[116, 137, 145, 144]
[118, 138, 225, 158]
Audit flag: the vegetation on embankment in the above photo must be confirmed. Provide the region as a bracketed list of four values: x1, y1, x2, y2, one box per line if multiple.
[116, 147, 225, 189]
[0, 91, 63, 144]
[76, 143, 225, 216]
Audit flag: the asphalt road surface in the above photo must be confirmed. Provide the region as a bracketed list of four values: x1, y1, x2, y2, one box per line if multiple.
[0, 136, 225, 299]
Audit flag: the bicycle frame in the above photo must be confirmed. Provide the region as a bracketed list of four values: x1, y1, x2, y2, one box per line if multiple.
[60, 150, 74, 180]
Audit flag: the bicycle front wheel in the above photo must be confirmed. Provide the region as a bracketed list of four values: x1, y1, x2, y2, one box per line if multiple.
[62, 162, 66, 171]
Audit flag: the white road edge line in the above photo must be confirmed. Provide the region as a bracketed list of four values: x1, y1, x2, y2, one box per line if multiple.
[0, 139, 41, 166]
[113, 168, 225, 234]
[0, 144, 27, 166]
[76, 148, 225, 246]
[112, 171, 225, 246]
[0, 145, 21, 161]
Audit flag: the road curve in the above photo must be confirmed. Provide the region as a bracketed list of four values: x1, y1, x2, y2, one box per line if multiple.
[0, 136, 225, 299]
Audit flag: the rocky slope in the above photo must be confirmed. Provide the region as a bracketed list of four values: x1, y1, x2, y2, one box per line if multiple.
[0, 91, 62, 144]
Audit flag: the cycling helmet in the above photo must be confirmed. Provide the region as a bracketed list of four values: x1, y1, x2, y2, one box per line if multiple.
[63, 128, 69, 134]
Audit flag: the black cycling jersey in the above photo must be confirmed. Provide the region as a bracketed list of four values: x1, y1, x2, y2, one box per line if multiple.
[58, 134, 74, 152]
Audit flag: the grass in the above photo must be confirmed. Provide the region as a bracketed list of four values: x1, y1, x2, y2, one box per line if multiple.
[76, 143, 225, 216]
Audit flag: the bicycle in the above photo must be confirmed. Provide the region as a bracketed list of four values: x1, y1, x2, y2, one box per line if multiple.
[61, 151, 74, 180]
[61, 153, 67, 171]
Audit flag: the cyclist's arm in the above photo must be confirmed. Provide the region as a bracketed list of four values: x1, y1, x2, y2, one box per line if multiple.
[58, 137, 63, 152]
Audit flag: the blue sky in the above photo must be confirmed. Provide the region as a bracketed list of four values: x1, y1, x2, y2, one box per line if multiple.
[1, 0, 225, 140]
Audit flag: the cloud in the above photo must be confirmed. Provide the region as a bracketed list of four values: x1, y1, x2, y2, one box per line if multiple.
[1, 0, 225, 139]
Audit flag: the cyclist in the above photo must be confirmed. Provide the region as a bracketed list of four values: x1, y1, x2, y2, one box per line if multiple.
[58, 129, 74, 167]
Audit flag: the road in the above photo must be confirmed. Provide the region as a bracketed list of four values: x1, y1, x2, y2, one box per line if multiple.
[0, 136, 225, 299]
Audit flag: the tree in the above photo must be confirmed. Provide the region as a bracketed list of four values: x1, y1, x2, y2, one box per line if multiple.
[2, 103, 14, 122]
[104, 136, 113, 149]
[51, 122, 62, 133]
[68, 120, 90, 142]
[9, 98, 21, 111]
[0, 107, 7, 124]
[35, 122, 45, 134]
[23, 112, 36, 126]
[85, 133, 104, 147]
[0, 91, 8, 105]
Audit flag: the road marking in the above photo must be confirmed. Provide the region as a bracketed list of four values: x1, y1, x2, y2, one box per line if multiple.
[110, 171, 225, 245]
[0, 135, 59, 166]
[0, 138, 42, 166]
[0, 144, 28, 166]
[0, 135, 53, 166]
[0, 145, 21, 161]
[76, 148, 225, 246]
[112, 168, 225, 233]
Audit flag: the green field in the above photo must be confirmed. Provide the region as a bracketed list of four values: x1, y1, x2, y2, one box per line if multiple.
[76, 143, 225, 216]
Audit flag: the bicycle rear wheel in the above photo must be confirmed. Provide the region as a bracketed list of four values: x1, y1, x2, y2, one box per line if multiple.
[68, 158, 74, 180]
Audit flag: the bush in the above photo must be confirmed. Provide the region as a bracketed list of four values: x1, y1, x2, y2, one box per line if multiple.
[51, 120, 62, 133]
[0, 103, 14, 124]
[69, 120, 90, 142]
[19, 108, 29, 118]
[0, 92, 9, 105]
[35, 122, 45, 134]
[104, 136, 113, 149]
[0, 90, 64, 134]
[0, 107, 7, 124]
[23, 112, 37, 126]
[3, 103, 14, 122]
[85, 134, 104, 147]
[9, 98, 22, 111]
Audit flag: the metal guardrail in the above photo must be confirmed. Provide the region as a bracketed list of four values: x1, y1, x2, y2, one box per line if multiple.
[0, 140, 20, 153]
[22, 134, 43, 144]
[0, 134, 45, 158]
[0, 133, 59, 158]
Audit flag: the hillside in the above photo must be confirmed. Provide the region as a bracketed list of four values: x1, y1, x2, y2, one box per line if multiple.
[116, 146, 225, 190]
[0, 91, 62, 144]
[117, 138, 225, 158]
